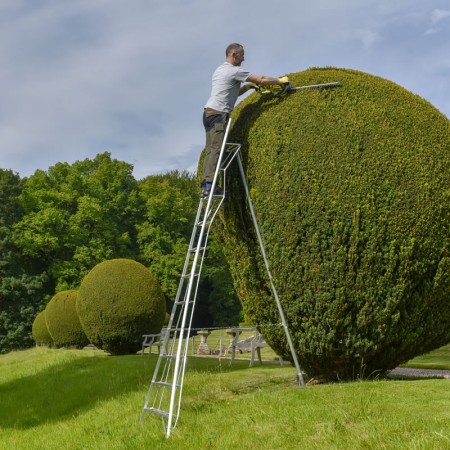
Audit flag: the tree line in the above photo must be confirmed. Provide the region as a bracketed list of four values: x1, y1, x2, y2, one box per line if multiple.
[0, 152, 241, 353]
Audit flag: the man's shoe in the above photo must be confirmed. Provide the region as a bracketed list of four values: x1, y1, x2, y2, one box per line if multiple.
[200, 182, 224, 198]
[200, 182, 211, 198]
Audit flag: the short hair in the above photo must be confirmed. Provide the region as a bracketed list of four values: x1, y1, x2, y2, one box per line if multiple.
[226, 43, 243, 56]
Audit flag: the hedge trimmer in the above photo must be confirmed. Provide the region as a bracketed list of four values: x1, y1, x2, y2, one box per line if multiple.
[255, 81, 342, 97]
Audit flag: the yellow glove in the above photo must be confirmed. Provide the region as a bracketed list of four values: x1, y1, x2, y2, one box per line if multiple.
[278, 76, 289, 84]
[243, 83, 260, 92]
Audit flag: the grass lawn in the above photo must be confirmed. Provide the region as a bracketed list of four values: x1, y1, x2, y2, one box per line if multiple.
[403, 343, 450, 370]
[0, 346, 449, 450]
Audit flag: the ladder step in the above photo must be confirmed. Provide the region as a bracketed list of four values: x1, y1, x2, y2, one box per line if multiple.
[189, 246, 205, 253]
[153, 381, 181, 388]
[181, 273, 200, 279]
[143, 407, 178, 420]
[174, 300, 195, 305]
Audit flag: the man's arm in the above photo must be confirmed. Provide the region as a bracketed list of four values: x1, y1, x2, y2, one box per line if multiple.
[239, 74, 289, 95]
[247, 74, 283, 85]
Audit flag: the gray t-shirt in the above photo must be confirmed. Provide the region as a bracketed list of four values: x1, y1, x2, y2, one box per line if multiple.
[205, 62, 251, 113]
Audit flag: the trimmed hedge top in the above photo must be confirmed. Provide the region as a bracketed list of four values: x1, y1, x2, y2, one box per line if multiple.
[45, 290, 89, 348]
[77, 258, 166, 355]
[32, 310, 53, 347]
[219, 67, 450, 380]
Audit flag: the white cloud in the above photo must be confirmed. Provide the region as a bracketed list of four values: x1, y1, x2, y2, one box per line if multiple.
[351, 29, 383, 49]
[0, 0, 448, 179]
[425, 8, 450, 34]
[431, 8, 450, 24]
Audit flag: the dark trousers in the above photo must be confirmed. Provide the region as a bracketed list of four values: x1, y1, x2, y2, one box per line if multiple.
[201, 110, 229, 183]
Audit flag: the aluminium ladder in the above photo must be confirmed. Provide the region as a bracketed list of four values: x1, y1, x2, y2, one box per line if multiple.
[141, 118, 304, 438]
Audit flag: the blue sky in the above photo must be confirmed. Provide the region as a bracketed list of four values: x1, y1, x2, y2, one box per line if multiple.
[1, 0, 449, 180]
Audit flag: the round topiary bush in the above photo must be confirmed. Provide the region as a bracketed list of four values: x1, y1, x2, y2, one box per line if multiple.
[45, 290, 89, 348]
[218, 67, 450, 381]
[32, 310, 53, 347]
[76, 259, 166, 355]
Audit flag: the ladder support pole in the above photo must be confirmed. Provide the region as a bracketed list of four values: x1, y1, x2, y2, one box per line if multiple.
[236, 155, 305, 386]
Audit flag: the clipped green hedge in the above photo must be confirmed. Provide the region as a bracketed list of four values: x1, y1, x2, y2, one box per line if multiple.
[218, 67, 450, 380]
[45, 290, 89, 348]
[76, 259, 166, 355]
[32, 310, 53, 347]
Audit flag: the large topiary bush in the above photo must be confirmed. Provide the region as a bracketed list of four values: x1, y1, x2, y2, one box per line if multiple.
[45, 290, 89, 348]
[77, 259, 166, 355]
[218, 67, 450, 380]
[32, 310, 53, 347]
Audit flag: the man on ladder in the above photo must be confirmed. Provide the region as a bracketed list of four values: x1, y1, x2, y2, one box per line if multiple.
[141, 45, 307, 437]
[201, 42, 290, 198]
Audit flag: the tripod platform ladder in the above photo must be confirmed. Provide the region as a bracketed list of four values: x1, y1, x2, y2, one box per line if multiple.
[141, 118, 304, 438]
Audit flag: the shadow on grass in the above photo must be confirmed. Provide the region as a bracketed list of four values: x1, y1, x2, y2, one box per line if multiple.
[0, 352, 265, 429]
[0, 353, 146, 429]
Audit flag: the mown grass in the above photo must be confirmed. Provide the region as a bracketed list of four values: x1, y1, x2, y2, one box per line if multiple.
[403, 343, 450, 370]
[0, 346, 449, 450]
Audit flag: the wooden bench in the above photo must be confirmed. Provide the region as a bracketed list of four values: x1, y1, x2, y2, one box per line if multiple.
[226, 327, 271, 367]
[141, 328, 167, 356]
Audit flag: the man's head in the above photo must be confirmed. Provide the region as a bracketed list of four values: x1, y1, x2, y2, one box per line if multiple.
[226, 43, 245, 66]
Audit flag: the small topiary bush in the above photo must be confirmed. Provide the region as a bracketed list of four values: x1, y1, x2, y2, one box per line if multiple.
[217, 67, 450, 381]
[45, 290, 89, 348]
[76, 258, 166, 355]
[32, 310, 53, 347]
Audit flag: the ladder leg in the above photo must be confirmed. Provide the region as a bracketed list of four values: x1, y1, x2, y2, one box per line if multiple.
[236, 154, 305, 386]
[142, 120, 238, 438]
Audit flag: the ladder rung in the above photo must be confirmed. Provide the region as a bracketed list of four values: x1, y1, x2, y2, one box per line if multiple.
[190, 246, 205, 252]
[181, 273, 200, 279]
[175, 300, 195, 305]
[143, 407, 178, 419]
[153, 381, 181, 388]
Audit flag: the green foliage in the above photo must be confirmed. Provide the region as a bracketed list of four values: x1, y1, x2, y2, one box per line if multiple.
[44, 290, 89, 348]
[31, 310, 53, 347]
[200, 236, 242, 327]
[14, 152, 142, 292]
[137, 170, 198, 300]
[0, 169, 48, 353]
[2, 159, 241, 351]
[218, 67, 450, 380]
[0, 169, 22, 227]
[137, 170, 242, 327]
[76, 259, 166, 355]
